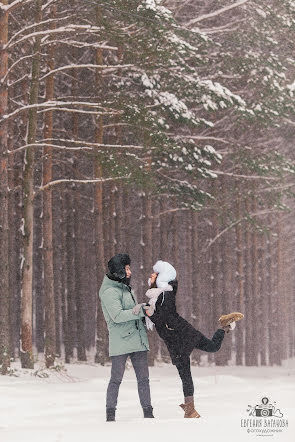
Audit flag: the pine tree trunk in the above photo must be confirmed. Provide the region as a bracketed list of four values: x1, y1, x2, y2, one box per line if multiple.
[266, 234, 274, 365]
[7, 86, 18, 360]
[109, 186, 116, 257]
[250, 194, 258, 366]
[244, 199, 253, 366]
[235, 191, 244, 365]
[73, 204, 86, 363]
[53, 184, 64, 357]
[171, 207, 180, 313]
[160, 200, 169, 258]
[59, 175, 67, 359]
[275, 218, 284, 364]
[64, 192, 76, 363]
[211, 195, 227, 366]
[142, 195, 155, 366]
[71, 67, 86, 362]
[269, 230, 281, 365]
[185, 215, 193, 324]
[219, 177, 232, 364]
[198, 215, 212, 364]
[114, 186, 124, 251]
[159, 201, 170, 362]
[219, 234, 232, 363]
[152, 200, 161, 361]
[190, 210, 201, 365]
[43, 4, 56, 368]
[259, 233, 267, 365]
[0, 2, 10, 374]
[94, 43, 108, 364]
[33, 177, 44, 355]
[21, 0, 43, 369]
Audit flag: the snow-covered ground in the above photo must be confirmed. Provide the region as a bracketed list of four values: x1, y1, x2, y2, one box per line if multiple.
[1, 358, 294, 442]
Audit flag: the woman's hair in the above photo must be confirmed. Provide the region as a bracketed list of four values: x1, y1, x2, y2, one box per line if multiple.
[169, 279, 178, 294]
[150, 280, 157, 289]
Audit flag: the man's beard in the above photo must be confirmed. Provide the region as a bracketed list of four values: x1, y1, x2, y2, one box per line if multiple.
[123, 276, 131, 286]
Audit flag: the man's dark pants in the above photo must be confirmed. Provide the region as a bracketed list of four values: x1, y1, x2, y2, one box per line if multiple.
[106, 350, 151, 409]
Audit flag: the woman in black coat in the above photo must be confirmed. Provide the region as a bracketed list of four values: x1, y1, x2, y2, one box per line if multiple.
[143, 260, 244, 418]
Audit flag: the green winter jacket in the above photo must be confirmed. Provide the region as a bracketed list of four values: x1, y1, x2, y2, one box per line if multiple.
[99, 275, 150, 357]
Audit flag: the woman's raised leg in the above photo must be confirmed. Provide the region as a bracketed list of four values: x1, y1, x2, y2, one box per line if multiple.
[194, 328, 226, 353]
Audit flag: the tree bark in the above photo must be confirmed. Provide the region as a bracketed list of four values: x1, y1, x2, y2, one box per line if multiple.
[190, 210, 201, 365]
[8, 98, 18, 360]
[211, 197, 227, 366]
[43, 4, 56, 368]
[21, 0, 43, 369]
[235, 190, 244, 365]
[94, 41, 108, 364]
[71, 67, 86, 362]
[244, 198, 253, 366]
[64, 191, 76, 363]
[258, 233, 267, 365]
[250, 194, 259, 365]
[142, 194, 155, 366]
[158, 200, 170, 362]
[0, 2, 10, 374]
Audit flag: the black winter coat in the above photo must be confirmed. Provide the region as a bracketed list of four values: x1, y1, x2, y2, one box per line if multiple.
[148, 280, 206, 364]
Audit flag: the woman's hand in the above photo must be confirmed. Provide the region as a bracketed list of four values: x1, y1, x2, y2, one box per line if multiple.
[143, 304, 154, 317]
[132, 303, 146, 315]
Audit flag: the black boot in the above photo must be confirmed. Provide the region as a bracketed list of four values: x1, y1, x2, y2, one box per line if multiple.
[106, 407, 116, 422]
[143, 406, 154, 418]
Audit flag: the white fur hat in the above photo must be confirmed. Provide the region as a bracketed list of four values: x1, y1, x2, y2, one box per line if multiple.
[153, 260, 177, 288]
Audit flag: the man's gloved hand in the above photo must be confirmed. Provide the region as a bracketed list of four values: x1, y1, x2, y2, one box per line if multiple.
[143, 304, 155, 317]
[132, 303, 146, 315]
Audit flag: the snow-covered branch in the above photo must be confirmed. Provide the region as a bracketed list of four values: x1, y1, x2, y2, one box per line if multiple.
[45, 138, 144, 150]
[152, 208, 190, 218]
[42, 0, 58, 11]
[283, 118, 295, 126]
[1, 101, 120, 122]
[185, 0, 250, 28]
[41, 39, 118, 51]
[40, 64, 135, 80]
[36, 107, 118, 116]
[7, 73, 29, 88]
[35, 176, 130, 195]
[203, 19, 247, 35]
[2, 53, 42, 85]
[8, 140, 144, 154]
[5, 16, 70, 48]
[210, 170, 279, 181]
[176, 135, 230, 144]
[6, 24, 102, 49]
[203, 208, 285, 252]
[1, 0, 34, 14]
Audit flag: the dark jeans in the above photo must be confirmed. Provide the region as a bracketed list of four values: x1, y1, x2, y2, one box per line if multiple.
[106, 350, 151, 409]
[175, 329, 225, 397]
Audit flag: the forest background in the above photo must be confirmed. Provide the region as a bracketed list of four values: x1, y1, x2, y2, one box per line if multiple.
[0, 0, 295, 375]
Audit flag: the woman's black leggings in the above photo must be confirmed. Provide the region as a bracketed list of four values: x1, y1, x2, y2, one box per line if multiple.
[175, 356, 194, 397]
[175, 328, 225, 397]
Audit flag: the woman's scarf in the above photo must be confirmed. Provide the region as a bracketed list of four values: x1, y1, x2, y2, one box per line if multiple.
[144, 285, 173, 330]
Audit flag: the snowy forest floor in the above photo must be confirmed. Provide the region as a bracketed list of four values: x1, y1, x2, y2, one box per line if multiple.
[1, 358, 294, 442]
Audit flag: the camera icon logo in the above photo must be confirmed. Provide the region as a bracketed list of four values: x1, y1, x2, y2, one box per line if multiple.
[254, 397, 273, 417]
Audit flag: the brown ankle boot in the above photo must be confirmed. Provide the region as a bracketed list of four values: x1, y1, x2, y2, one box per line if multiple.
[179, 400, 201, 418]
[218, 311, 244, 328]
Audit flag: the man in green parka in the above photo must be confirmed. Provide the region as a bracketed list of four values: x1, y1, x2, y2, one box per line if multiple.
[99, 253, 154, 422]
